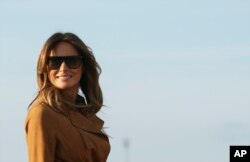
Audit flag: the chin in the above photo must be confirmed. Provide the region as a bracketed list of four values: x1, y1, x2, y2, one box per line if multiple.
[57, 84, 79, 91]
[56, 84, 72, 90]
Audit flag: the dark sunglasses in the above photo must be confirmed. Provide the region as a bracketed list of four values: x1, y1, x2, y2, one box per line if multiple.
[48, 56, 83, 69]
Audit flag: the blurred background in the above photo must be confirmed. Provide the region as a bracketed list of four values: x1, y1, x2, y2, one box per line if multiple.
[0, 0, 250, 162]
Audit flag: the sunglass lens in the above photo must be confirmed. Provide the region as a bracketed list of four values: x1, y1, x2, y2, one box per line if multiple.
[65, 57, 82, 69]
[49, 57, 63, 69]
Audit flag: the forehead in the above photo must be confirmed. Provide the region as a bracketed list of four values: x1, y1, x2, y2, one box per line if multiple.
[50, 42, 79, 56]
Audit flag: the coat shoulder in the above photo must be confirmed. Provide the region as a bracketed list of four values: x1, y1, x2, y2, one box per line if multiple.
[25, 102, 61, 130]
[27, 103, 57, 119]
[92, 115, 104, 129]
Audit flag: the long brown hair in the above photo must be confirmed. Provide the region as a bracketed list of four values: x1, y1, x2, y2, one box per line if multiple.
[30, 32, 103, 116]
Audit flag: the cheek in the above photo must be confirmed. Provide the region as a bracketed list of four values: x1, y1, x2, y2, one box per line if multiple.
[48, 70, 56, 83]
[77, 65, 84, 78]
[72, 69, 83, 85]
[76, 69, 83, 80]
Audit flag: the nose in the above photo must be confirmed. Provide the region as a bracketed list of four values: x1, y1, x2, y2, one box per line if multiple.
[58, 61, 69, 71]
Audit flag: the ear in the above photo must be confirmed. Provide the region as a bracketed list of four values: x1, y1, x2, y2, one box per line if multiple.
[81, 64, 85, 74]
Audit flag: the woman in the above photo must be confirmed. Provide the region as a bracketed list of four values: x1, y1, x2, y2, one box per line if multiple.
[25, 32, 110, 162]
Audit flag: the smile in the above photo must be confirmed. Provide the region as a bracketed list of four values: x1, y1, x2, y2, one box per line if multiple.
[56, 75, 72, 80]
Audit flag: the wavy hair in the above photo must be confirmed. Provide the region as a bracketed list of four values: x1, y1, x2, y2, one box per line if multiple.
[30, 32, 103, 116]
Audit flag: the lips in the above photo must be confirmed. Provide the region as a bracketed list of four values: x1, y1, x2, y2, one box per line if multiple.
[56, 75, 72, 81]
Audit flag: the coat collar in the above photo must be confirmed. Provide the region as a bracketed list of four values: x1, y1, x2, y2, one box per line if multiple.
[69, 110, 105, 135]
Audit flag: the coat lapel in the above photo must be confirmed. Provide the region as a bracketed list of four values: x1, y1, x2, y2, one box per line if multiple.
[69, 110, 104, 135]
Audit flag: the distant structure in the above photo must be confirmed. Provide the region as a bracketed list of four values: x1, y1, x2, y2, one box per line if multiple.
[123, 138, 130, 162]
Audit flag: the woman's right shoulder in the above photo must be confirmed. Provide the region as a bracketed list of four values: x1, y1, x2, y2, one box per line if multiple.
[26, 102, 57, 120]
[25, 102, 60, 134]
[25, 102, 63, 131]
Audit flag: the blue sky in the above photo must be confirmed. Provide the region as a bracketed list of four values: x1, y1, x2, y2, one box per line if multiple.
[0, 0, 250, 162]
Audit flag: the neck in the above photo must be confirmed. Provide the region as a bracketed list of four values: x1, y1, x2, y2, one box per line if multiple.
[62, 88, 78, 103]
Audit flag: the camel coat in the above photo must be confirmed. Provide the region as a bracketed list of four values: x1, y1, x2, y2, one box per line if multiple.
[25, 103, 110, 162]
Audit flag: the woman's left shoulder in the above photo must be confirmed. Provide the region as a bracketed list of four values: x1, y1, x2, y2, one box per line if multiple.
[91, 115, 104, 129]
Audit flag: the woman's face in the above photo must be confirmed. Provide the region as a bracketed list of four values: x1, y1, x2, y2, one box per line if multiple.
[48, 42, 83, 95]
